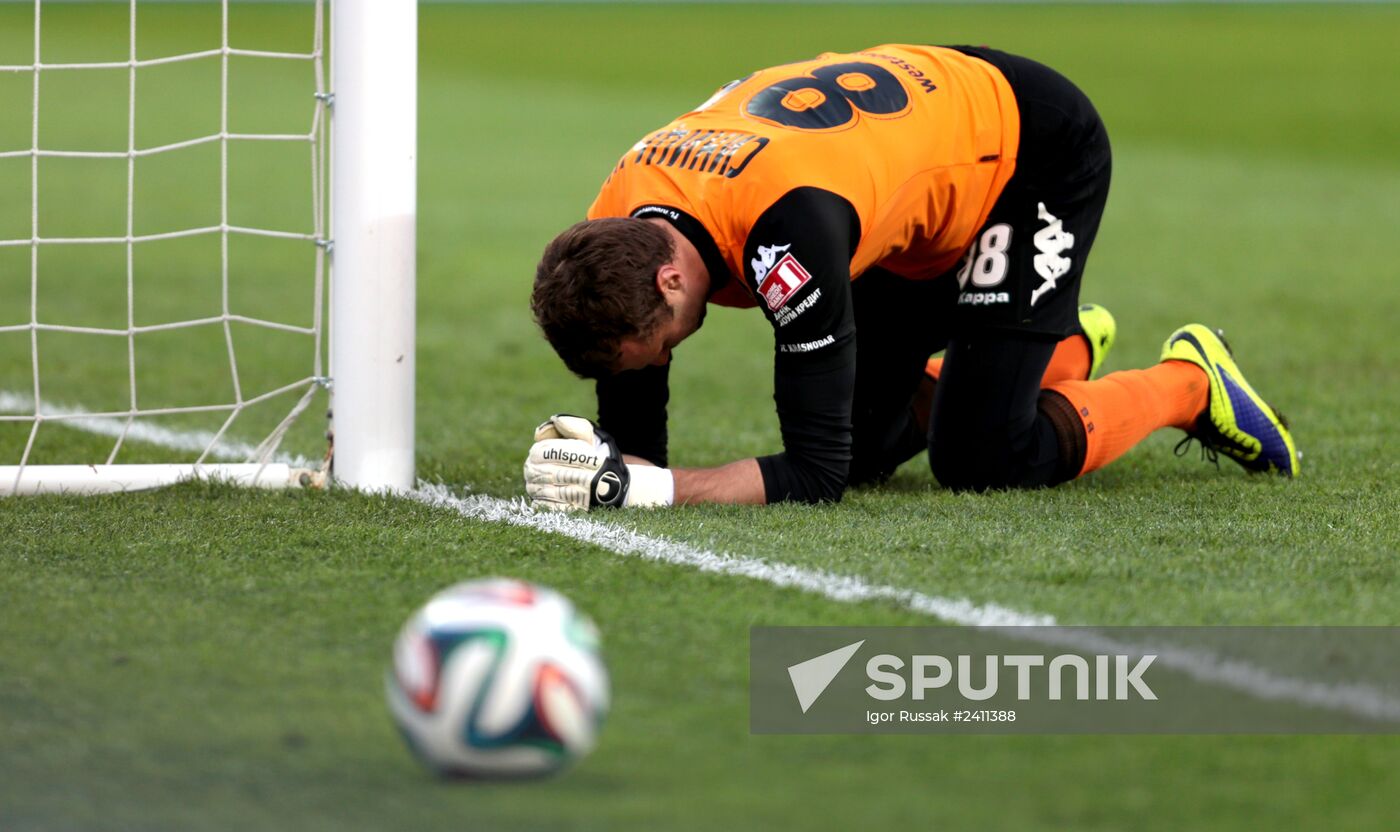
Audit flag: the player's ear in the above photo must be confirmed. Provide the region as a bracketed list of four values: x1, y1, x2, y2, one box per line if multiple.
[655, 263, 684, 300]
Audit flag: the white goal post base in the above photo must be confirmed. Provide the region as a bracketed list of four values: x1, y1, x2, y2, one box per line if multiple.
[0, 464, 327, 497]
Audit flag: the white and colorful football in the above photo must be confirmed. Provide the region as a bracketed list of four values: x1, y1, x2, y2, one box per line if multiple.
[386, 578, 610, 778]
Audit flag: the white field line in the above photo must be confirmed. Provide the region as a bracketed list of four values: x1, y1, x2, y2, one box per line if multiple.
[0, 391, 316, 468]
[408, 483, 1051, 627]
[7, 388, 1399, 725]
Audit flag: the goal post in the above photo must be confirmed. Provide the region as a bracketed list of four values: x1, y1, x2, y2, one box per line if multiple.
[330, 0, 417, 492]
[0, 0, 417, 497]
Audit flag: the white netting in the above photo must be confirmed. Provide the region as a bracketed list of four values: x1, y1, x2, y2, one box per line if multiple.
[0, 0, 329, 483]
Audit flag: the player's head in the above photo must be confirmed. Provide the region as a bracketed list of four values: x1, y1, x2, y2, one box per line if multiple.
[533, 218, 705, 378]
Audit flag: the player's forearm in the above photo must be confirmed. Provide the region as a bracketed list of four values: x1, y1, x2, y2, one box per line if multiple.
[597, 365, 670, 467]
[671, 458, 766, 505]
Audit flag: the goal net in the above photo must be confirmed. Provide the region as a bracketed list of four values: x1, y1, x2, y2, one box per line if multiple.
[0, 0, 415, 495]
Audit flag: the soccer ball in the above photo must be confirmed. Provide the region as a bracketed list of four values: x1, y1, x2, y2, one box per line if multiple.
[385, 578, 610, 778]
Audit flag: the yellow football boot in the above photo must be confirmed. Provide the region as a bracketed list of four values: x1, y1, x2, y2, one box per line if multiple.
[1160, 324, 1300, 477]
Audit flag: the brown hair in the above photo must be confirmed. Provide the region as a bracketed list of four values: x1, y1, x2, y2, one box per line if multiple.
[532, 218, 675, 378]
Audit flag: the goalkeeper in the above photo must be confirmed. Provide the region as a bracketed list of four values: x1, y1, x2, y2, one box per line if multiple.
[525, 45, 1298, 510]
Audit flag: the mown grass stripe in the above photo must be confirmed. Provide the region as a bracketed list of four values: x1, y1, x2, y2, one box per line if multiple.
[9, 388, 1400, 727]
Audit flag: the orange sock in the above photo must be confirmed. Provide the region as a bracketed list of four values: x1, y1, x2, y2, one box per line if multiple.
[925, 334, 1091, 385]
[1046, 361, 1210, 476]
[1040, 335, 1091, 385]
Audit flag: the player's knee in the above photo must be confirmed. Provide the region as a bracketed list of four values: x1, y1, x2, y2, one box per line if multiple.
[847, 448, 896, 488]
[931, 429, 1068, 491]
[929, 448, 1017, 493]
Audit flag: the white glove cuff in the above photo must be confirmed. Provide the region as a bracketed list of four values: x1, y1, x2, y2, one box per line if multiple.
[623, 465, 675, 508]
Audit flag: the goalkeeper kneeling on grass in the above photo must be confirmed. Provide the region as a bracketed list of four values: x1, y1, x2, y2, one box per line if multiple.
[524, 45, 1299, 511]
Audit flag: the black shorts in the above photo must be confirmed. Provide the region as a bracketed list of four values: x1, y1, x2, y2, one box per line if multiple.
[944, 45, 1112, 341]
[848, 49, 1111, 486]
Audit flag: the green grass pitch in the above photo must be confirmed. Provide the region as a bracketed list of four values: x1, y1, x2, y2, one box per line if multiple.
[2, 2, 1399, 830]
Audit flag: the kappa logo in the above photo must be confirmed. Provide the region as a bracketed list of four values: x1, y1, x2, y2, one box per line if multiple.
[959, 291, 1010, 306]
[750, 243, 790, 285]
[752, 244, 813, 312]
[1031, 202, 1074, 306]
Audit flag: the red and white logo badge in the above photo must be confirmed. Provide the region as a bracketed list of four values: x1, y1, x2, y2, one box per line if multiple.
[758, 253, 812, 311]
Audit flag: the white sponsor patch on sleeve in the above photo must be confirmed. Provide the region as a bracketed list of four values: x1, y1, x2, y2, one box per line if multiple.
[758, 253, 812, 312]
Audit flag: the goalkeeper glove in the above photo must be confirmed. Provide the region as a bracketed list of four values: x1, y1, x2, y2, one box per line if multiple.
[523, 414, 674, 511]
